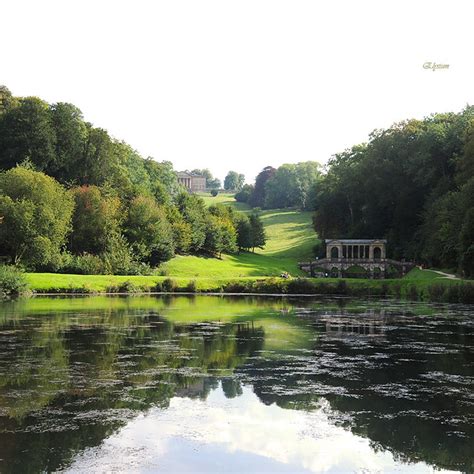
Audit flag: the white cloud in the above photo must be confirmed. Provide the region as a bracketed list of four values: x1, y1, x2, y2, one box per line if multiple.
[67, 385, 455, 473]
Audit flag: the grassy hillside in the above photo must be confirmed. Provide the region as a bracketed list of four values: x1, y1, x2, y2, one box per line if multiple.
[197, 192, 252, 211]
[160, 195, 316, 277]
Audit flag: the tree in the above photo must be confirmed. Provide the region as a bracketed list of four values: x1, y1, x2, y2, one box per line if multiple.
[234, 184, 253, 203]
[224, 171, 245, 191]
[235, 214, 252, 251]
[250, 166, 275, 207]
[124, 195, 174, 265]
[175, 192, 207, 252]
[460, 207, 474, 277]
[49, 102, 87, 183]
[0, 97, 56, 172]
[0, 167, 74, 269]
[0, 85, 14, 114]
[69, 185, 121, 255]
[249, 213, 266, 252]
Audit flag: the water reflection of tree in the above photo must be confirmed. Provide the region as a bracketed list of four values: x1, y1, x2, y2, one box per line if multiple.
[236, 308, 474, 473]
[0, 311, 264, 472]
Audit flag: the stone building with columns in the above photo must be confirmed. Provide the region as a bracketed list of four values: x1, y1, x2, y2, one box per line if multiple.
[325, 239, 386, 261]
[177, 172, 206, 193]
[299, 239, 413, 278]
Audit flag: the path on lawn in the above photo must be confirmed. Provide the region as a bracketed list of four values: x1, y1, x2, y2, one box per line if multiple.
[430, 270, 459, 280]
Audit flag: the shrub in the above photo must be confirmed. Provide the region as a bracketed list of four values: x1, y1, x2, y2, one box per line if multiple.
[407, 284, 419, 301]
[62, 253, 106, 275]
[0, 265, 29, 298]
[252, 278, 287, 294]
[186, 280, 198, 292]
[427, 283, 445, 302]
[223, 281, 249, 293]
[459, 283, 474, 304]
[162, 278, 177, 292]
[444, 284, 460, 303]
[210, 189, 218, 197]
[335, 280, 348, 295]
[287, 278, 317, 294]
[152, 281, 163, 292]
[117, 280, 143, 294]
[391, 283, 402, 299]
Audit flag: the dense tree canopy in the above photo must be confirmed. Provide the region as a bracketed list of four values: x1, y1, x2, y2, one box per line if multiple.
[0, 88, 264, 273]
[224, 171, 245, 191]
[0, 167, 74, 269]
[313, 107, 474, 276]
[238, 162, 320, 210]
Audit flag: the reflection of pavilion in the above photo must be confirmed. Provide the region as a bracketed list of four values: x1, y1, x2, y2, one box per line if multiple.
[321, 311, 388, 340]
[299, 239, 414, 278]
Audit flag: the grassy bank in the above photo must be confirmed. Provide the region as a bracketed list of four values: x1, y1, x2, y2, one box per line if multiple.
[23, 271, 474, 304]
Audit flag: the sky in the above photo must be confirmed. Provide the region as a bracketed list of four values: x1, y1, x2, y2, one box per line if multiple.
[2, 0, 473, 183]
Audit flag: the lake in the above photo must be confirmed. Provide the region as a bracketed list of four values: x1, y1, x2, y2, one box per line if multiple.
[0, 295, 472, 473]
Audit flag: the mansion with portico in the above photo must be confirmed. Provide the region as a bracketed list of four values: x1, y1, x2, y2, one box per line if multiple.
[177, 171, 206, 193]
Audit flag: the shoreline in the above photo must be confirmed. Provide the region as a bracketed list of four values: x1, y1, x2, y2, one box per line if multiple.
[16, 273, 474, 304]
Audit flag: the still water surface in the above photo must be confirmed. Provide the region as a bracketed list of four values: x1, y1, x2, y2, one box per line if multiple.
[0, 296, 472, 473]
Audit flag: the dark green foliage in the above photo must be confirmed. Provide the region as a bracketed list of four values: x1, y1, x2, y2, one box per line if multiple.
[236, 215, 253, 251]
[249, 213, 266, 251]
[234, 184, 253, 203]
[162, 278, 177, 292]
[313, 107, 474, 274]
[249, 166, 275, 207]
[0, 97, 56, 172]
[287, 278, 318, 294]
[210, 189, 218, 197]
[0, 265, 28, 298]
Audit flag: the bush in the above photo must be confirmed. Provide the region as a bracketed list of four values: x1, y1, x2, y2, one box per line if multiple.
[287, 278, 317, 294]
[186, 280, 197, 292]
[210, 189, 218, 197]
[407, 284, 419, 301]
[116, 280, 143, 294]
[427, 283, 445, 302]
[252, 278, 287, 294]
[162, 278, 177, 292]
[0, 265, 29, 298]
[335, 280, 348, 295]
[61, 253, 106, 275]
[223, 281, 249, 293]
[458, 283, 474, 304]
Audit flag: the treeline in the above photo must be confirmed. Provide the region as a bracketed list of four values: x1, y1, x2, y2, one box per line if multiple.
[235, 162, 320, 210]
[0, 86, 265, 274]
[313, 106, 474, 277]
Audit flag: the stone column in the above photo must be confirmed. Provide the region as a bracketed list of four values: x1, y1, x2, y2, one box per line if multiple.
[369, 245, 374, 260]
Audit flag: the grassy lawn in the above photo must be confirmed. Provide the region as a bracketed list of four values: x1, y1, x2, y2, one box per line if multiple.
[197, 192, 251, 211]
[158, 207, 316, 277]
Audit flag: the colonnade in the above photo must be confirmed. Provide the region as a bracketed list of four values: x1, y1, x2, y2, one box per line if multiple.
[326, 243, 385, 261]
[178, 177, 192, 189]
